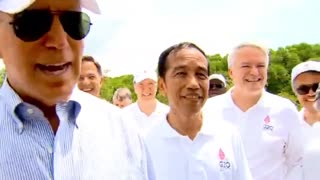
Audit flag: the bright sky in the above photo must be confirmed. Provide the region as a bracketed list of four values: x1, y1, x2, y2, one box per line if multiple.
[51, 0, 320, 76]
[1, 0, 319, 76]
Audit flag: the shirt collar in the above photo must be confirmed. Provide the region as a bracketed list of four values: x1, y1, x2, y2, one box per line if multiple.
[0, 78, 82, 131]
[136, 100, 168, 116]
[160, 111, 216, 138]
[225, 87, 270, 110]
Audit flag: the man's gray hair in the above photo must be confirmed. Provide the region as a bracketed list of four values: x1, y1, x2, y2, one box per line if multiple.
[227, 42, 270, 68]
[112, 88, 132, 102]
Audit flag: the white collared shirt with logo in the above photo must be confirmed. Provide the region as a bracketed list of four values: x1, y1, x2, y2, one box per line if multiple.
[203, 89, 303, 180]
[122, 100, 169, 133]
[143, 113, 253, 180]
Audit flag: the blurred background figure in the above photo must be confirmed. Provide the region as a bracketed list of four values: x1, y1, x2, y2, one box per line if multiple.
[78, 56, 103, 97]
[208, 73, 227, 97]
[112, 87, 133, 108]
[122, 70, 169, 133]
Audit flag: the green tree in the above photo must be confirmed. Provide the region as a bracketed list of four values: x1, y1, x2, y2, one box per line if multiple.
[0, 69, 5, 86]
[267, 63, 290, 94]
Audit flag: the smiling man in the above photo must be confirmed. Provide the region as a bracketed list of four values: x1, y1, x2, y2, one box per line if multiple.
[0, 0, 153, 179]
[204, 42, 303, 180]
[78, 56, 103, 97]
[143, 42, 253, 180]
[122, 70, 169, 132]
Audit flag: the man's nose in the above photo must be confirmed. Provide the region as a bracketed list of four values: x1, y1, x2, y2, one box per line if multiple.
[44, 16, 69, 49]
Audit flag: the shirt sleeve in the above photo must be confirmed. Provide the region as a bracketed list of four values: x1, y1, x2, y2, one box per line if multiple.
[232, 129, 253, 180]
[284, 107, 304, 180]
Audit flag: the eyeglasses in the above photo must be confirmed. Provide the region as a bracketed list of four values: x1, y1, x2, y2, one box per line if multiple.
[9, 10, 92, 42]
[295, 83, 319, 95]
[210, 83, 224, 89]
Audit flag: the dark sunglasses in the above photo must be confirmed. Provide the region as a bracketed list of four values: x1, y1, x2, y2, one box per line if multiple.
[9, 10, 92, 42]
[210, 83, 224, 89]
[296, 83, 319, 95]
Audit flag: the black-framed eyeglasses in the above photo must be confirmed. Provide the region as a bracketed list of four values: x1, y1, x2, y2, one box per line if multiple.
[9, 9, 92, 42]
[210, 83, 224, 89]
[296, 83, 319, 95]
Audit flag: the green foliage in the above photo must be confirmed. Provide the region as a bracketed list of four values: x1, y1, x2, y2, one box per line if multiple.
[0, 69, 5, 86]
[100, 75, 135, 102]
[266, 63, 290, 94]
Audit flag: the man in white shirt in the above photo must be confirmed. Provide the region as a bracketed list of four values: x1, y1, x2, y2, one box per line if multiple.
[123, 70, 169, 132]
[204, 42, 303, 180]
[144, 42, 252, 180]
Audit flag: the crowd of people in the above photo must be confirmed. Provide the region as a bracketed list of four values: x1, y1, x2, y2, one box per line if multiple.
[0, 0, 320, 180]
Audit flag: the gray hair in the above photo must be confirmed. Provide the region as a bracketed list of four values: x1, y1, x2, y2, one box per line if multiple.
[227, 42, 269, 68]
[112, 88, 132, 102]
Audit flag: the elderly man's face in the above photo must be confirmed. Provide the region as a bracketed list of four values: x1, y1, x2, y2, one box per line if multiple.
[0, 0, 86, 106]
[113, 98, 132, 108]
[228, 46, 268, 96]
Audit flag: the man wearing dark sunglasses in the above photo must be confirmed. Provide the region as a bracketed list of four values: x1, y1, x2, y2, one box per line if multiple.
[208, 73, 227, 98]
[0, 0, 154, 180]
[291, 61, 320, 179]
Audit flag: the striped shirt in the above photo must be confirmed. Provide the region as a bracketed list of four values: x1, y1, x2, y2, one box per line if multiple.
[0, 79, 154, 180]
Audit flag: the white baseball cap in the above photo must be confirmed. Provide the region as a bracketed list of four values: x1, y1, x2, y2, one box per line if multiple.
[133, 70, 158, 84]
[0, 0, 101, 14]
[209, 74, 226, 87]
[291, 61, 320, 83]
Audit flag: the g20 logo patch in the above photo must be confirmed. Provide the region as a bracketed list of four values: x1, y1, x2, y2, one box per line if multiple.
[218, 148, 231, 170]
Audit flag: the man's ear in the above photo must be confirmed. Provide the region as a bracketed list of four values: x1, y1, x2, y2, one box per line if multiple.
[100, 76, 105, 85]
[158, 77, 167, 97]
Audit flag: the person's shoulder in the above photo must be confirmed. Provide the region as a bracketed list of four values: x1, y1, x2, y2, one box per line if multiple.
[122, 102, 138, 112]
[212, 118, 238, 135]
[206, 93, 229, 106]
[263, 91, 297, 110]
[156, 101, 170, 112]
[143, 116, 167, 141]
[203, 93, 229, 113]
